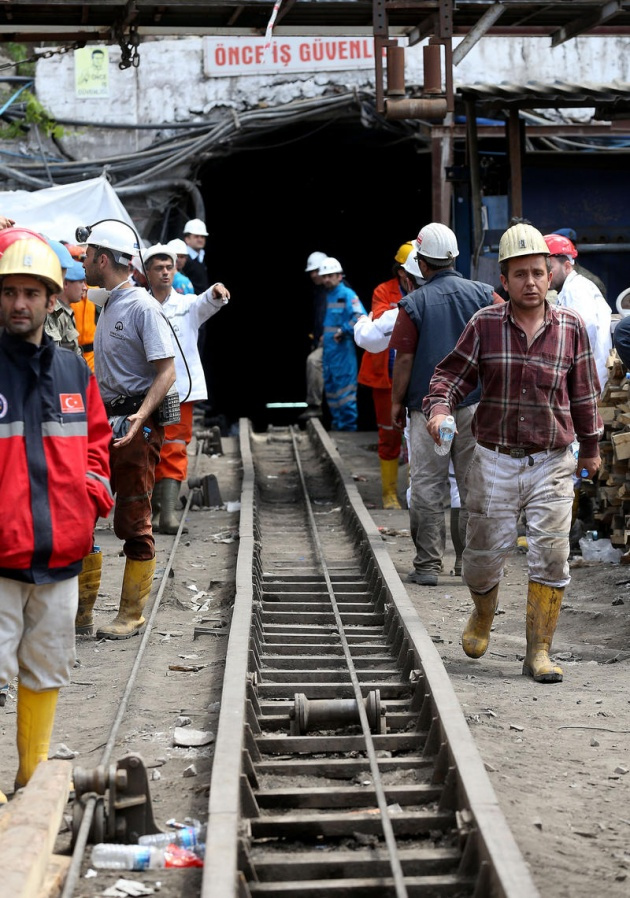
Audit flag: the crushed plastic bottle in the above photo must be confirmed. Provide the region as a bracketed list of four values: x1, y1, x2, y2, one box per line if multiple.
[434, 415, 456, 456]
[571, 439, 589, 481]
[91, 842, 204, 870]
[139, 821, 206, 850]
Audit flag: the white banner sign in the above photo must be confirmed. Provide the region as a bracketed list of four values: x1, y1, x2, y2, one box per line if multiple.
[204, 36, 378, 77]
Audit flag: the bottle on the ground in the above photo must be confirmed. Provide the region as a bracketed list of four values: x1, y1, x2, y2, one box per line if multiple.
[139, 822, 206, 849]
[91, 843, 165, 870]
[434, 415, 456, 456]
[91, 840, 205, 869]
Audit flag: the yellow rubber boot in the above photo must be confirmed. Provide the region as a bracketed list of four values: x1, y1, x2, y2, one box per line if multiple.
[380, 458, 401, 509]
[96, 557, 156, 640]
[522, 581, 564, 683]
[75, 548, 102, 636]
[462, 584, 499, 658]
[15, 683, 59, 789]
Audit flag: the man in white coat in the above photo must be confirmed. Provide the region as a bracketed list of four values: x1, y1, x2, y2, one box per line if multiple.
[544, 233, 611, 393]
[142, 244, 231, 533]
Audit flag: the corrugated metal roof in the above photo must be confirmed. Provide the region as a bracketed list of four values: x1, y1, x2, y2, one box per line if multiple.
[456, 81, 630, 115]
[1, 2, 630, 42]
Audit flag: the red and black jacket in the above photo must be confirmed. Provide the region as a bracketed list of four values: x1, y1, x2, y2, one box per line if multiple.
[0, 331, 114, 583]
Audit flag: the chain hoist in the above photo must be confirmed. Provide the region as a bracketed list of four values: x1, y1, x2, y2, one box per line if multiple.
[114, 21, 140, 70]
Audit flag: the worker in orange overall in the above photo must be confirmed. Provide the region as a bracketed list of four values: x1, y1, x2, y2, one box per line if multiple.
[357, 242, 415, 508]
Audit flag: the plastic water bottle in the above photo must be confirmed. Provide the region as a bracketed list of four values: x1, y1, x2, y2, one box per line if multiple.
[91, 843, 165, 870]
[571, 440, 588, 479]
[434, 415, 456, 456]
[138, 823, 206, 849]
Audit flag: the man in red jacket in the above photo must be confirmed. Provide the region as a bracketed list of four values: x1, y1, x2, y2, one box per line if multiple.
[0, 236, 113, 803]
[357, 242, 414, 508]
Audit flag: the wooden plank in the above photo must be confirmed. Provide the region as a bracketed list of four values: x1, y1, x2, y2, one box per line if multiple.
[0, 760, 72, 898]
[599, 406, 618, 423]
[612, 431, 630, 461]
[38, 855, 71, 898]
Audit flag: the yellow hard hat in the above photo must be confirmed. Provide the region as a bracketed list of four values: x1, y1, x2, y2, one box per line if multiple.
[498, 223, 549, 263]
[394, 241, 414, 265]
[0, 237, 63, 293]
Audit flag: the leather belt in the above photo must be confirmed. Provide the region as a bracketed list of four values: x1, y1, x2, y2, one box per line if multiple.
[104, 394, 145, 417]
[80, 342, 94, 353]
[477, 440, 548, 458]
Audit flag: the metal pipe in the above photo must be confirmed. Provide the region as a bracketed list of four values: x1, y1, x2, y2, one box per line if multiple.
[423, 44, 441, 94]
[385, 97, 448, 120]
[386, 45, 405, 96]
[576, 243, 630, 252]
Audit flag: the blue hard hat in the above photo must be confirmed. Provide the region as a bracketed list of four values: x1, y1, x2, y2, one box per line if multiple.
[45, 238, 75, 271]
[552, 227, 577, 242]
[65, 259, 86, 282]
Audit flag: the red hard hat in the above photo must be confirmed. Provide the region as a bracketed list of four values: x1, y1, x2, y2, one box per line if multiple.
[543, 233, 578, 259]
[0, 226, 47, 257]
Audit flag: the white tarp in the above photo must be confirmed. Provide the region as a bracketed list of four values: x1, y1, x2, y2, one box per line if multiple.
[0, 175, 135, 244]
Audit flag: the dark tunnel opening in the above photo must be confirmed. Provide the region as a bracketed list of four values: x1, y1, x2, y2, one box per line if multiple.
[194, 118, 433, 433]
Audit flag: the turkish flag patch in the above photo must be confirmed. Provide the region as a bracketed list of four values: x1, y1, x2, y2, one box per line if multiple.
[60, 393, 86, 414]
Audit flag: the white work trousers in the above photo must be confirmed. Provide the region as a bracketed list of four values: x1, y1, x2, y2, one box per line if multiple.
[0, 576, 78, 691]
[463, 443, 575, 593]
[305, 345, 323, 408]
[408, 405, 477, 573]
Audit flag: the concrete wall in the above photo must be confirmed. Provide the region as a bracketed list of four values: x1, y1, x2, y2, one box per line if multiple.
[34, 34, 630, 161]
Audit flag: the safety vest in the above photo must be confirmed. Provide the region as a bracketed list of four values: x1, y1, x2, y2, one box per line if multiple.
[72, 297, 100, 371]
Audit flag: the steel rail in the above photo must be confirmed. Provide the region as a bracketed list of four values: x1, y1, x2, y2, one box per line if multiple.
[61, 444, 204, 898]
[288, 427, 408, 898]
[203, 418, 541, 898]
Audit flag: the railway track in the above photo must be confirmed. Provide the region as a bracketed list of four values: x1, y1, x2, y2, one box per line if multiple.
[0, 418, 540, 897]
[204, 419, 540, 898]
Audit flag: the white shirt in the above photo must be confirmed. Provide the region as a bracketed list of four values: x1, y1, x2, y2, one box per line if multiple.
[160, 285, 227, 402]
[557, 269, 611, 393]
[353, 308, 399, 354]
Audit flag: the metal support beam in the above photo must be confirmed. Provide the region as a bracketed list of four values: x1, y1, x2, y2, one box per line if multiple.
[406, 14, 438, 47]
[466, 99, 483, 273]
[452, 3, 506, 65]
[430, 116, 453, 224]
[507, 110, 523, 220]
[551, 0, 622, 47]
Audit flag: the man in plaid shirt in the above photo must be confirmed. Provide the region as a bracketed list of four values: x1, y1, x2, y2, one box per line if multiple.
[423, 220, 602, 684]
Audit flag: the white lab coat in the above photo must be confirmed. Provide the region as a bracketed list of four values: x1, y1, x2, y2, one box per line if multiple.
[557, 269, 611, 393]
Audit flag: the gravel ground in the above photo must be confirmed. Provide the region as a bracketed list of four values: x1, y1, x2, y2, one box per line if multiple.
[2, 427, 629, 898]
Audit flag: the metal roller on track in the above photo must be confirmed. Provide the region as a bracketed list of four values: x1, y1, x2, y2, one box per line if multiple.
[203, 418, 540, 898]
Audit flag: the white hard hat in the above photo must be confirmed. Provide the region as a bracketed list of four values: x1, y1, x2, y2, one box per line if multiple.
[142, 244, 177, 266]
[166, 238, 189, 255]
[402, 250, 422, 280]
[318, 256, 344, 276]
[414, 222, 459, 263]
[616, 287, 630, 317]
[183, 218, 209, 237]
[498, 223, 549, 264]
[82, 220, 139, 260]
[305, 251, 327, 273]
